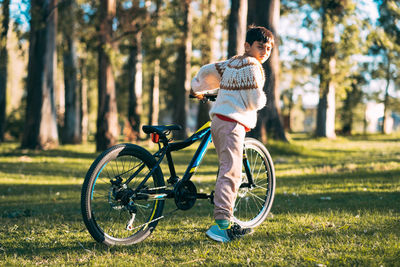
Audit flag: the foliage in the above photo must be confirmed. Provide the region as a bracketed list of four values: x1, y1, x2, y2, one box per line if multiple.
[0, 134, 399, 265]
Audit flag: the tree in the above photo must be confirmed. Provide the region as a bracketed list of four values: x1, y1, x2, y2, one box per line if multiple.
[196, 0, 218, 129]
[22, 0, 59, 149]
[335, 12, 368, 135]
[228, 0, 247, 58]
[148, 0, 162, 127]
[368, 0, 400, 134]
[61, 0, 81, 144]
[248, 0, 288, 142]
[315, 0, 344, 138]
[0, 0, 10, 142]
[127, 30, 143, 141]
[173, 0, 192, 140]
[96, 0, 119, 151]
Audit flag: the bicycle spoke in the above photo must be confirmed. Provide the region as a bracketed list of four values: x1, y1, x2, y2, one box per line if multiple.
[247, 191, 265, 202]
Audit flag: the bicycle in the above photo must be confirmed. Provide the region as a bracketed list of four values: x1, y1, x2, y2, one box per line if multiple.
[81, 95, 276, 246]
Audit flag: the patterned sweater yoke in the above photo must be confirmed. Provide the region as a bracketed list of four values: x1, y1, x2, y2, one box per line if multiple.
[191, 54, 267, 129]
[216, 55, 265, 91]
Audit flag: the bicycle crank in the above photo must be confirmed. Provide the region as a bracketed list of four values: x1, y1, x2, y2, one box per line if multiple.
[174, 180, 197, 210]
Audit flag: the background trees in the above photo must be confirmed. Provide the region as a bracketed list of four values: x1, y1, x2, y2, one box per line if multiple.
[0, 0, 9, 142]
[0, 0, 399, 150]
[248, 0, 288, 142]
[21, 0, 59, 149]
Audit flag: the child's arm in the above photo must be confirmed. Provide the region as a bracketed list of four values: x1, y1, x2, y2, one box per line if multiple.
[191, 60, 228, 94]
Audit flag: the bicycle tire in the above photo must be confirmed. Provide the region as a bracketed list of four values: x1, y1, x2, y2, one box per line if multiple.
[81, 144, 165, 246]
[232, 138, 276, 228]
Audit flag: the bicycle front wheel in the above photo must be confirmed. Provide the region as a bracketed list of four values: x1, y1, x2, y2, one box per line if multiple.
[232, 138, 276, 228]
[81, 144, 165, 246]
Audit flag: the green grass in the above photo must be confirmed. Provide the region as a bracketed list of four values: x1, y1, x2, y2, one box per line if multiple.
[0, 134, 399, 266]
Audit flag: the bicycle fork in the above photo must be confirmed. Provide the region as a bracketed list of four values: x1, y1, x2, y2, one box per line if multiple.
[241, 153, 256, 189]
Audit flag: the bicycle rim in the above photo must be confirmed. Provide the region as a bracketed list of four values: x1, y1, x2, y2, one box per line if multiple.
[84, 145, 163, 244]
[232, 139, 275, 228]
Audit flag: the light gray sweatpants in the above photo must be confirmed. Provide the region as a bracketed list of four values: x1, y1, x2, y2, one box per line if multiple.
[211, 115, 246, 221]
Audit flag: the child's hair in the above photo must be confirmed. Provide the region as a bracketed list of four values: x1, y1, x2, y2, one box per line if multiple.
[246, 25, 274, 47]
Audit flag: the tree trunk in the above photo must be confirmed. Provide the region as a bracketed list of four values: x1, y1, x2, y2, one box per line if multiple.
[173, 0, 192, 140]
[341, 78, 363, 135]
[96, 0, 119, 151]
[382, 57, 391, 134]
[62, 0, 81, 144]
[247, 0, 287, 142]
[127, 31, 143, 141]
[228, 0, 247, 58]
[0, 0, 10, 142]
[196, 0, 217, 129]
[22, 0, 59, 149]
[149, 29, 161, 127]
[79, 58, 89, 143]
[149, 36, 160, 126]
[316, 4, 336, 138]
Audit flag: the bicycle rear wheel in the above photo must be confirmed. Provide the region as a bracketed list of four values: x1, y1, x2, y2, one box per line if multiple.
[81, 144, 165, 246]
[232, 138, 276, 228]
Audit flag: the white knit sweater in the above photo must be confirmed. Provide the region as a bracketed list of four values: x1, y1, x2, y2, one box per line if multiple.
[191, 55, 267, 129]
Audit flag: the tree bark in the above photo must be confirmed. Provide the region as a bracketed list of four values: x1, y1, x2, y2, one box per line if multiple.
[148, 0, 162, 127]
[228, 0, 247, 58]
[79, 58, 89, 143]
[247, 0, 287, 142]
[127, 31, 143, 141]
[62, 0, 81, 144]
[22, 0, 59, 149]
[196, 0, 217, 129]
[96, 0, 119, 151]
[173, 0, 192, 140]
[382, 57, 391, 134]
[149, 35, 160, 126]
[316, 3, 336, 138]
[0, 0, 10, 142]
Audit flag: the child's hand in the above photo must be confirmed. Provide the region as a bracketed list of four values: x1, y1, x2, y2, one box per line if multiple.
[190, 89, 204, 100]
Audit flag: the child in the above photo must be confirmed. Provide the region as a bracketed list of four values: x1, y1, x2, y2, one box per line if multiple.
[191, 26, 274, 242]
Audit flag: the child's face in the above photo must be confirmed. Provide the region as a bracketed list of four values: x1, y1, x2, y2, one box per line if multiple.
[245, 40, 273, 63]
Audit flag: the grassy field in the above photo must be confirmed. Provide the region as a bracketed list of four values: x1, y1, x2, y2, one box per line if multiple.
[0, 134, 399, 266]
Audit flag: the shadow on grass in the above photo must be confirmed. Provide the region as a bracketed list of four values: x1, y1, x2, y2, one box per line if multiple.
[1, 180, 399, 221]
[0, 161, 89, 178]
[2, 149, 99, 160]
[279, 169, 400, 184]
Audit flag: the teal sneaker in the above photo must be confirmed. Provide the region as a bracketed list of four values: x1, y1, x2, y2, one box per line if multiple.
[206, 223, 253, 243]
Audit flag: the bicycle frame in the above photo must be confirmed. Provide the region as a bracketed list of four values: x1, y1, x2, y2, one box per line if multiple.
[127, 120, 255, 201]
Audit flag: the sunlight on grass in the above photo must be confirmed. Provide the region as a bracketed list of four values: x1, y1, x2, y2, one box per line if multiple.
[0, 134, 399, 265]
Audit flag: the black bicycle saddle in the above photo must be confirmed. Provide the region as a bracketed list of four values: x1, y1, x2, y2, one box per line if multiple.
[142, 125, 182, 136]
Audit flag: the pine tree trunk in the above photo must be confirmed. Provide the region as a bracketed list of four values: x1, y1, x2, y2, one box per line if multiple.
[22, 0, 59, 149]
[79, 58, 89, 143]
[0, 0, 10, 142]
[316, 4, 336, 139]
[127, 31, 143, 141]
[247, 0, 287, 142]
[228, 0, 247, 58]
[196, 0, 217, 129]
[173, 0, 192, 140]
[96, 0, 119, 151]
[149, 31, 160, 126]
[62, 0, 81, 144]
[382, 57, 391, 134]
